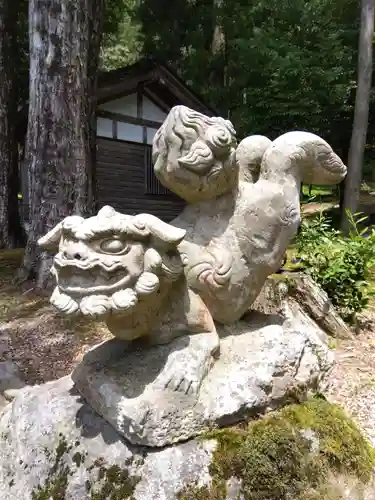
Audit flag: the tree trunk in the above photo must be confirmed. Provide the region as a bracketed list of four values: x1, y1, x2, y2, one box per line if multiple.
[0, 0, 22, 249]
[341, 0, 374, 234]
[88, 0, 104, 214]
[210, 1, 226, 89]
[19, 0, 103, 287]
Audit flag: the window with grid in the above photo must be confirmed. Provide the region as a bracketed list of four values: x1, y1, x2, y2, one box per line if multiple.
[144, 145, 170, 195]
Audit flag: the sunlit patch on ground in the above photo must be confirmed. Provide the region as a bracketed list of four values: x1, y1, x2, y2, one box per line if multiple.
[0, 249, 111, 384]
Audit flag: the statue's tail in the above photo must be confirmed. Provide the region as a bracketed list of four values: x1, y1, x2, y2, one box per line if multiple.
[235, 135, 272, 183]
[259, 131, 347, 185]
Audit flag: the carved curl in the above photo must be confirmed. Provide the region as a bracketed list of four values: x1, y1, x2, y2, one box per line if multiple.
[38, 206, 186, 251]
[152, 105, 238, 203]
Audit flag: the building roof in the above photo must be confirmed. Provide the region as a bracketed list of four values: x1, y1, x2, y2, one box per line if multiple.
[16, 59, 217, 133]
[97, 59, 217, 117]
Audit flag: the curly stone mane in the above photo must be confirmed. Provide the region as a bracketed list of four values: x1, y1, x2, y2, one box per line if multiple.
[152, 105, 238, 203]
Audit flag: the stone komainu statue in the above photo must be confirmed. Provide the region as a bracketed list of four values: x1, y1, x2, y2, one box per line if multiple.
[152, 105, 347, 323]
[39, 105, 346, 395]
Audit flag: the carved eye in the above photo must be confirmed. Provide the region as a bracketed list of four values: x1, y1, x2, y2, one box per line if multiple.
[100, 239, 129, 254]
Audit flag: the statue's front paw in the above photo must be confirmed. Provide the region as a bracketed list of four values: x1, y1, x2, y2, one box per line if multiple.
[152, 331, 219, 396]
[153, 354, 213, 395]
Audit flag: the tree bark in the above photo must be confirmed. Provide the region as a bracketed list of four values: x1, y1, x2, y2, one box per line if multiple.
[20, 0, 104, 287]
[210, 0, 226, 87]
[88, 0, 104, 214]
[341, 0, 374, 234]
[0, 0, 23, 249]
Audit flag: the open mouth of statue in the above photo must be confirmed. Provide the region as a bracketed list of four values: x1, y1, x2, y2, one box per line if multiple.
[54, 265, 131, 295]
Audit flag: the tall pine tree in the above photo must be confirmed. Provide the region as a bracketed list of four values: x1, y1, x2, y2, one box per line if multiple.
[0, 0, 23, 249]
[20, 0, 104, 286]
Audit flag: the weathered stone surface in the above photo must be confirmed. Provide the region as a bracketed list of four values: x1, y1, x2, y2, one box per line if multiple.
[172, 130, 347, 325]
[288, 273, 353, 339]
[2, 375, 374, 500]
[37, 207, 189, 339]
[0, 332, 9, 358]
[0, 361, 25, 394]
[152, 106, 346, 325]
[252, 273, 354, 339]
[39, 110, 348, 332]
[72, 307, 333, 447]
[38, 206, 220, 395]
[0, 361, 26, 412]
[152, 105, 238, 204]
[0, 394, 8, 413]
[0, 376, 217, 500]
[34, 106, 346, 465]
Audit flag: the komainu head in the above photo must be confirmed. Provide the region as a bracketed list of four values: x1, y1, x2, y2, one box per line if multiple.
[152, 105, 238, 203]
[38, 206, 186, 318]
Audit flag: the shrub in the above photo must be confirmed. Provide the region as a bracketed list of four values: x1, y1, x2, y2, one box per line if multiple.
[294, 211, 375, 323]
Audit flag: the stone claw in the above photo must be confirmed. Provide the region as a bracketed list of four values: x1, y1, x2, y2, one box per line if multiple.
[163, 373, 200, 395]
[153, 368, 200, 395]
[150, 330, 219, 396]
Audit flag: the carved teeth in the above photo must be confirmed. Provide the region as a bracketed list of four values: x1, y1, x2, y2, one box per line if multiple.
[56, 264, 128, 291]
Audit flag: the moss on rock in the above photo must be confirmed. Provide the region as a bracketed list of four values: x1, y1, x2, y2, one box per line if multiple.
[31, 434, 140, 500]
[178, 398, 375, 500]
[89, 462, 140, 500]
[31, 435, 71, 500]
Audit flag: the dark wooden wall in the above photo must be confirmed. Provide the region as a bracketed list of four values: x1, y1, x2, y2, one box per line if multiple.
[96, 138, 186, 222]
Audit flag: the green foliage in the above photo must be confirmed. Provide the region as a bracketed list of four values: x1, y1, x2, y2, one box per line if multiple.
[362, 145, 375, 180]
[226, 0, 358, 144]
[178, 399, 375, 500]
[101, 0, 142, 70]
[134, 0, 362, 152]
[102, 0, 134, 39]
[295, 211, 375, 322]
[301, 185, 335, 199]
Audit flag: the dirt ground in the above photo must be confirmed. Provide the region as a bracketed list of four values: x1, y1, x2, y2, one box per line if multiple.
[0, 249, 111, 384]
[326, 308, 375, 447]
[2, 249, 375, 450]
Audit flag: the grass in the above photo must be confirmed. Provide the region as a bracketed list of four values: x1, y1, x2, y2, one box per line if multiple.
[366, 268, 375, 311]
[301, 183, 375, 224]
[301, 184, 337, 203]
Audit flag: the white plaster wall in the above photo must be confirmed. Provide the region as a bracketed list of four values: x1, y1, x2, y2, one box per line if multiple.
[143, 97, 167, 122]
[98, 93, 167, 123]
[98, 94, 138, 117]
[96, 92, 166, 143]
